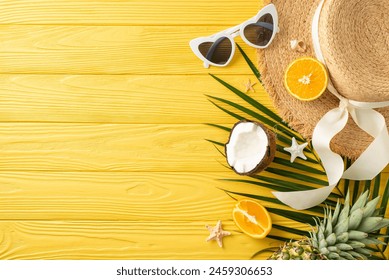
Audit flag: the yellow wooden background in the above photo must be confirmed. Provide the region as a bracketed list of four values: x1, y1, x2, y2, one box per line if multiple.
[0, 0, 388, 260]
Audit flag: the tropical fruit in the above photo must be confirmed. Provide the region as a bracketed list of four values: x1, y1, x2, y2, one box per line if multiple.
[268, 191, 389, 260]
[233, 199, 272, 239]
[225, 120, 276, 175]
[284, 57, 328, 101]
[269, 238, 326, 260]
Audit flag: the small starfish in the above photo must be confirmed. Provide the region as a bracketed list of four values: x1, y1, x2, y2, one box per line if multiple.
[284, 137, 308, 163]
[205, 220, 231, 248]
[243, 79, 257, 93]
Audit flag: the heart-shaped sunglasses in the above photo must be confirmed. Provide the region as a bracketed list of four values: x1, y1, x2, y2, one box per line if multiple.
[190, 4, 279, 68]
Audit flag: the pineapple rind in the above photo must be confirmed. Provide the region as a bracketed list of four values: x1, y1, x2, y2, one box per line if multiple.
[268, 238, 327, 260]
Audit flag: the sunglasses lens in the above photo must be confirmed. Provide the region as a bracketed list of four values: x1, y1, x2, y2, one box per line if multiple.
[243, 13, 274, 47]
[198, 37, 232, 65]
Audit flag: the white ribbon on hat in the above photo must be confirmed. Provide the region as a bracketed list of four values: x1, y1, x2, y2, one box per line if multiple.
[272, 0, 389, 210]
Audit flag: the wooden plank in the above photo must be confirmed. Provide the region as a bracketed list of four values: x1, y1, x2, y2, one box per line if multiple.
[0, 176, 388, 259]
[0, 74, 272, 123]
[4, 170, 389, 222]
[0, 123, 328, 173]
[0, 171, 273, 221]
[0, 220, 284, 260]
[0, 124, 231, 172]
[0, 25, 258, 74]
[0, 0, 264, 25]
[0, 220, 387, 260]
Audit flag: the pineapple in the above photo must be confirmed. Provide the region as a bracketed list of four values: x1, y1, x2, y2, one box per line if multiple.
[269, 191, 389, 260]
[269, 238, 326, 260]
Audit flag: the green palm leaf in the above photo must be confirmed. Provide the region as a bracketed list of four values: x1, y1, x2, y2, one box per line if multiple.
[207, 95, 293, 143]
[207, 43, 388, 259]
[236, 43, 262, 83]
[380, 178, 389, 215]
[205, 139, 224, 147]
[267, 207, 317, 225]
[208, 100, 244, 120]
[373, 174, 381, 200]
[209, 74, 282, 123]
[272, 224, 309, 237]
[380, 180, 389, 252]
[352, 180, 361, 204]
[204, 123, 231, 132]
[222, 178, 319, 196]
[266, 167, 328, 186]
[272, 157, 325, 175]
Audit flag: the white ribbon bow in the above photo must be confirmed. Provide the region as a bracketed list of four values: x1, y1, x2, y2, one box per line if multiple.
[272, 0, 389, 210]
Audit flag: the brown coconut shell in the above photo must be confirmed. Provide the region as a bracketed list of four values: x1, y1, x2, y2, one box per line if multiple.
[225, 120, 276, 176]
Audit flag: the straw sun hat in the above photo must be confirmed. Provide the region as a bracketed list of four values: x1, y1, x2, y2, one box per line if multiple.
[258, 0, 389, 159]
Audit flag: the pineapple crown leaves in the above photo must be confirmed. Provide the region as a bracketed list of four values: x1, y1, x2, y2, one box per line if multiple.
[311, 191, 389, 260]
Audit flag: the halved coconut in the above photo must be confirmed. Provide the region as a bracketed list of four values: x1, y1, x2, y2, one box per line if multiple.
[225, 120, 276, 175]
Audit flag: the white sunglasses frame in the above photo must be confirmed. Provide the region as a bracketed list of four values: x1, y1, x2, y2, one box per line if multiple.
[189, 4, 279, 68]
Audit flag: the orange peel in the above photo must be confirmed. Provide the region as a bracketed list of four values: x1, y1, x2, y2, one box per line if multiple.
[284, 57, 328, 101]
[232, 199, 272, 239]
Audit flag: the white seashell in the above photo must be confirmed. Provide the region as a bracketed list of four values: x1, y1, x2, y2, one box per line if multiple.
[290, 39, 307, 53]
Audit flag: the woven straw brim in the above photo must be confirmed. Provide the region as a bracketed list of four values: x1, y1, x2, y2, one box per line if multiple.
[258, 0, 389, 159]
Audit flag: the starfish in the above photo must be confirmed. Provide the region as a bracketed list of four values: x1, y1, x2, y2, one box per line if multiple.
[205, 220, 231, 248]
[243, 79, 257, 93]
[284, 137, 308, 163]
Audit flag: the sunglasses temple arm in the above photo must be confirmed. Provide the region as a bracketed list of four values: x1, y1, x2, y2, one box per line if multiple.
[205, 37, 225, 59]
[202, 37, 226, 68]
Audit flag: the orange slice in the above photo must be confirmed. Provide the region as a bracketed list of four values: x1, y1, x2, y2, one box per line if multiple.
[232, 199, 272, 239]
[284, 57, 328, 101]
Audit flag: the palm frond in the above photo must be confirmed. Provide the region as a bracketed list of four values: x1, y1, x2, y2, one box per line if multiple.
[247, 176, 321, 192]
[372, 174, 381, 200]
[342, 159, 352, 196]
[205, 141, 225, 157]
[205, 139, 224, 147]
[208, 99, 244, 120]
[272, 157, 325, 175]
[204, 123, 231, 132]
[236, 43, 262, 83]
[364, 180, 372, 193]
[272, 224, 309, 237]
[266, 167, 328, 186]
[265, 235, 291, 243]
[207, 44, 388, 259]
[220, 189, 282, 205]
[267, 207, 317, 225]
[380, 178, 389, 215]
[352, 180, 361, 204]
[380, 180, 389, 253]
[209, 74, 297, 135]
[207, 94, 293, 143]
[222, 178, 313, 194]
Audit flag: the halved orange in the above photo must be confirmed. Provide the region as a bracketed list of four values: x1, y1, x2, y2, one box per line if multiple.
[284, 57, 328, 101]
[232, 199, 272, 239]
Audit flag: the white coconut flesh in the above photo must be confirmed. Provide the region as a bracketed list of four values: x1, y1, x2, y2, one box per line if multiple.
[226, 122, 269, 174]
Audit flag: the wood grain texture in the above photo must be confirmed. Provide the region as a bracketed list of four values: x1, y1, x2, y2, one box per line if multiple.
[1, 0, 388, 261]
[0, 220, 285, 260]
[0, 169, 328, 260]
[0, 0, 263, 25]
[0, 74, 272, 123]
[0, 124, 230, 172]
[0, 122, 328, 174]
[0, 171, 272, 221]
[0, 25, 257, 74]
